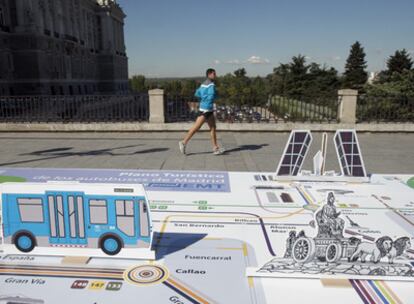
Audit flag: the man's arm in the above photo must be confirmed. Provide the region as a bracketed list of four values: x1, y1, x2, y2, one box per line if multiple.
[194, 87, 201, 98]
[212, 84, 217, 100]
[206, 84, 216, 103]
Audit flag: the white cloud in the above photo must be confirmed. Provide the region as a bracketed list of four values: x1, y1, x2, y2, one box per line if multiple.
[226, 59, 241, 65]
[246, 55, 270, 64]
[217, 56, 271, 66]
[308, 55, 343, 62]
[303, 55, 341, 63]
[331, 55, 341, 61]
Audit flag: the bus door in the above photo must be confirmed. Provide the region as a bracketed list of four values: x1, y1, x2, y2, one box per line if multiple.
[46, 192, 87, 245]
[136, 197, 150, 241]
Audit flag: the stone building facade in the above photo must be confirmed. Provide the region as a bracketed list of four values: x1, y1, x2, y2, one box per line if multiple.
[0, 0, 128, 95]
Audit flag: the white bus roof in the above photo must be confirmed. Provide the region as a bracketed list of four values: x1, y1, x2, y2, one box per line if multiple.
[0, 182, 147, 197]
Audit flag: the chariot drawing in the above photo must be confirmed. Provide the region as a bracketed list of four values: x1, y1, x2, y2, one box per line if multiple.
[291, 192, 361, 263]
[288, 192, 411, 266]
[247, 130, 413, 282]
[291, 234, 361, 264]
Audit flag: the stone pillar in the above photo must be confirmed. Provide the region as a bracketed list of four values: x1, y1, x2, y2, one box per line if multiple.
[337, 89, 358, 124]
[149, 89, 165, 123]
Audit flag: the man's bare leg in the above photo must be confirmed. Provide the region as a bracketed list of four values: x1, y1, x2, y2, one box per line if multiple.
[207, 115, 219, 150]
[183, 115, 206, 145]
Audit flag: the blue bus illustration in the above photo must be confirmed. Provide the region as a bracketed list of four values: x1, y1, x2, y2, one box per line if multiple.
[0, 182, 152, 256]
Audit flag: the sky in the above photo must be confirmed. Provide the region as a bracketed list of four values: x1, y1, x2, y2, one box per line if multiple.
[117, 0, 414, 78]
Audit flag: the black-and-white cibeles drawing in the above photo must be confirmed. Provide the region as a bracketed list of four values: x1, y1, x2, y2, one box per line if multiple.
[346, 215, 361, 228]
[253, 192, 414, 279]
[349, 236, 393, 263]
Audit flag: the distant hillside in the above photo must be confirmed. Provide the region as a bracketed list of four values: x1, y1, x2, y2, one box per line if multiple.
[145, 77, 205, 83]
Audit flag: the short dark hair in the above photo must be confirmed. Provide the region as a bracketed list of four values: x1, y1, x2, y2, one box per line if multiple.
[206, 68, 216, 77]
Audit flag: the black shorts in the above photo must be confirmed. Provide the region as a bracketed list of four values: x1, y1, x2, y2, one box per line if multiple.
[199, 111, 214, 119]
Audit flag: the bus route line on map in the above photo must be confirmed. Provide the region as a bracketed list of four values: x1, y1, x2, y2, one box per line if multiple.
[372, 194, 414, 228]
[153, 210, 277, 256]
[0, 263, 217, 304]
[0, 263, 124, 280]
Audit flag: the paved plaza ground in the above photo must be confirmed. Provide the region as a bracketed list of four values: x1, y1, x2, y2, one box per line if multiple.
[0, 131, 413, 174]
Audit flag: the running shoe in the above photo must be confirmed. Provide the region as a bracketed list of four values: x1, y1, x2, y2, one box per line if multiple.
[179, 141, 186, 155]
[213, 147, 225, 155]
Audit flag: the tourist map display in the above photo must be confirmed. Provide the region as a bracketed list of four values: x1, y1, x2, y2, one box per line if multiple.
[0, 130, 414, 304]
[0, 166, 413, 303]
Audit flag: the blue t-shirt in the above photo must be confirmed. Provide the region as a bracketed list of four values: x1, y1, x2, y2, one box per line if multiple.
[194, 79, 217, 112]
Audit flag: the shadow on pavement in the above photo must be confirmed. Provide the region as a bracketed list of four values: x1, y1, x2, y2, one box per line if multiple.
[225, 144, 269, 153]
[186, 144, 268, 156]
[132, 148, 170, 154]
[0, 145, 169, 166]
[153, 232, 207, 259]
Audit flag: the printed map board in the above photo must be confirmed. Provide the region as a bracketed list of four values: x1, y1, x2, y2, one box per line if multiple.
[0, 167, 413, 304]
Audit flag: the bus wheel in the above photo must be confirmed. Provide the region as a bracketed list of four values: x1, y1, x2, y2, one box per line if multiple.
[14, 232, 36, 253]
[100, 235, 122, 255]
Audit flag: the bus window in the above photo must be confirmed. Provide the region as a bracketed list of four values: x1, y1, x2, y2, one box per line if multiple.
[89, 199, 108, 224]
[77, 196, 85, 238]
[115, 200, 135, 236]
[17, 198, 44, 223]
[68, 196, 76, 238]
[68, 196, 86, 239]
[56, 196, 65, 237]
[139, 200, 149, 237]
[48, 196, 57, 237]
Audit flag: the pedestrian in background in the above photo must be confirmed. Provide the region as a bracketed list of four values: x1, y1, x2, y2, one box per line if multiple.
[179, 68, 225, 155]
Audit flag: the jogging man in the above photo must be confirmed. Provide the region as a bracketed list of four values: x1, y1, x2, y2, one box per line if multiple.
[179, 68, 224, 155]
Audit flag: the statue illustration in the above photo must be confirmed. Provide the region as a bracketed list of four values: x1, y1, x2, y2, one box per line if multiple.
[284, 231, 297, 258]
[315, 192, 345, 238]
[283, 230, 306, 258]
[349, 236, 393, 263]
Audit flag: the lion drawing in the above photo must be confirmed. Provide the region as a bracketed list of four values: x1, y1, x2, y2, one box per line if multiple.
[349, 236, 393, 264]
[387, 237, 411, 264]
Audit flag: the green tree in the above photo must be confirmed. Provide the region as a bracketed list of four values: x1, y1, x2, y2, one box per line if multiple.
[267, 63, 290, 96]
[215, 72, 235, 104]
[250, 76, 269, 105]
[234, 68, 253, 105]
[234, 68, 247, 78]
[366, 69, 414, 97]
[181, 79, 198, 96]
[386, 49, 413, 74]
[287, 55, 309, 97]
[215, 69, 268, 106]
[165, 80, 183, 95]
[129, 75, 147, 92]
[267, 55, 339, 100]
[363, 70, 414, 121]
[307, 63, 340, 98]
[290, 55, 309, 76]
[343, 41, 368, 90]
